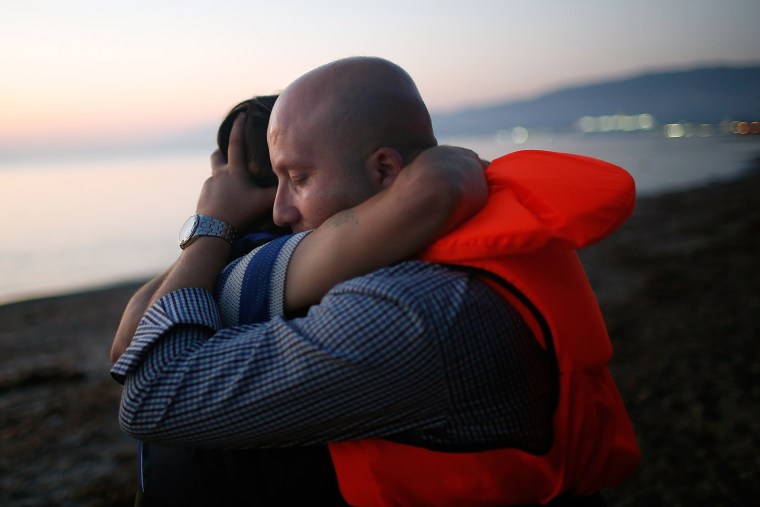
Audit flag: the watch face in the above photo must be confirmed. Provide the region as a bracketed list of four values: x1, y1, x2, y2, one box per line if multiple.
[179, 215, 199, 246]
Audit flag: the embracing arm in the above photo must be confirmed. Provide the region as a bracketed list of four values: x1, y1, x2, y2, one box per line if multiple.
[283, 146, 488, 312]
[110, 116, 485, 360]
[138, 115, 485, 311]
[127, 115, 275, 310]
[110, 268, 169, 363]
[109, 113, 273, 362]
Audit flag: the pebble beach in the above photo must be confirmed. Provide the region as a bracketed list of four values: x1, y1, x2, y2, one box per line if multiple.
[1, 155, 759, 506]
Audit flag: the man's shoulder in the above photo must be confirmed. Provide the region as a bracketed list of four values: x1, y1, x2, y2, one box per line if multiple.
[355, 260, 465, 284]
[328, 260, 482, 306]
[356, 261, 516, 315]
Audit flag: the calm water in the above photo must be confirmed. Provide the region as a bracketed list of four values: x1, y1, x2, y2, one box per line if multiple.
[1, 133, 758, 305]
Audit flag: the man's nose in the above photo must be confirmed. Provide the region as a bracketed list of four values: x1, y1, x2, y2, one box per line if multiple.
[272, 186, 299, 229]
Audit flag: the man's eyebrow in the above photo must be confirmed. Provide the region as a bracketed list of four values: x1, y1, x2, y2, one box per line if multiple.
[275, 154, 311, 174]
[269, 149, 290, 171]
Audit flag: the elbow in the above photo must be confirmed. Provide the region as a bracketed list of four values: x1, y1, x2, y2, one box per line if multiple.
[117, 386, 160, 441]
[119, 406, 163, 443]
[118, 399, 145, 440]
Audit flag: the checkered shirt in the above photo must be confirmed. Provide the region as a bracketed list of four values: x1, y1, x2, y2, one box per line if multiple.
[112, 239, 554, 452]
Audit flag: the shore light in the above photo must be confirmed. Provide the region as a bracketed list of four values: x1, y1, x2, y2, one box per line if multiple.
[665, 124, 685, 138]
[576, 113, 656, 133]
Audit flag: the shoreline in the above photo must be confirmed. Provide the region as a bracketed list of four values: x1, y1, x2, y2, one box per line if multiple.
[0, 279, 149, 311]
[2, 157, 759, 505]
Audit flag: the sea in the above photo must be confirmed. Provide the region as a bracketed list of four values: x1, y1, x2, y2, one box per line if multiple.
[1, 130, 758, 305]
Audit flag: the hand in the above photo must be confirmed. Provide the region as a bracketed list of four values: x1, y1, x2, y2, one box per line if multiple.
[405, 145, 489, 232]
[197, 113, 276, 232]
[410, 145, 490, 173]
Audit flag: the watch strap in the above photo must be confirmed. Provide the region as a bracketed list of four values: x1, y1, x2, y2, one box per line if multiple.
[180, 214, 237, 249]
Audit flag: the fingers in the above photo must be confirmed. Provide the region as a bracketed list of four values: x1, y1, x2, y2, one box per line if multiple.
[447, 146, 489, 169]
[438, 145, 479, 160]
[210, 113, 247, 177]
[210, 149, 225, 174]
[227, 112, 246, 172]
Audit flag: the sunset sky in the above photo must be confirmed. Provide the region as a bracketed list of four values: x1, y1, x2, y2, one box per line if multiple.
[2, 0, 759, 151]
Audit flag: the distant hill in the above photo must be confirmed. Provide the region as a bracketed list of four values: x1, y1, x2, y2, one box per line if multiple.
[431, 65, 760, 136]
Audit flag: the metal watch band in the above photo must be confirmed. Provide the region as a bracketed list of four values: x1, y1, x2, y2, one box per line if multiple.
[180, 214, 237, 249]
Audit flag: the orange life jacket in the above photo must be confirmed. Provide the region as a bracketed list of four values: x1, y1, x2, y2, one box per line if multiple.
[328, 150, 641, 506]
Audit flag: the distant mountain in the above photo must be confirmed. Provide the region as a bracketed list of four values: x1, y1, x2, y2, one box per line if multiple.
[431, 65, 760, 136]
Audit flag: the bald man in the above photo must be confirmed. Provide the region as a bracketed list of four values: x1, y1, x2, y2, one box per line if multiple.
[113, 57, 636, 506]
[267, 57, 437, 231]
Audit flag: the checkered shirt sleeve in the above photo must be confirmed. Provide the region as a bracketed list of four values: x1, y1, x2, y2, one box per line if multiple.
[112, 261, 552, 452]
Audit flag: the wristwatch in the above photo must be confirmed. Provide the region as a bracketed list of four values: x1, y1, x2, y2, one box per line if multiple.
[178, 214, 237, 249]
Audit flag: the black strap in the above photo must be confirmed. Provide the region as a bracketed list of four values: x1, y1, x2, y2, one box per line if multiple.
[445, 263, 560, 408]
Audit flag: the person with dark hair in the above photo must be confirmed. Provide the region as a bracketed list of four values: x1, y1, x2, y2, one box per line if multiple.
[113, 57, 639, 506]
[111, 95, 282, 361]
[216, 96, 282, 234]
[113, 93, 489, 505]
[116, 95, 345, 506]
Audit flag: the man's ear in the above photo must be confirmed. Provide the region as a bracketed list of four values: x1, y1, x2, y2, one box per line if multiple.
[367, 147, 404, 189]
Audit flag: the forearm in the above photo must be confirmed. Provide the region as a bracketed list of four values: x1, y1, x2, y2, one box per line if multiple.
[341, 145, 488, 254]
[139, 112, 273, 305]
[284, 146, 487, 311]
[149, 237, 231, 305]
[116, 282, 445, 448]
[111, 269, 169, 363]
[111, 227, 236, 362]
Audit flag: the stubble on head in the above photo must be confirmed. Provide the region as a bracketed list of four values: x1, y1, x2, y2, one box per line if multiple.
[266, 57, 439, 230]
[270, 57, 437, 173]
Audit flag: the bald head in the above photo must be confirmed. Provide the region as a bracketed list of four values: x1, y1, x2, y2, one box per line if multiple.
[267, 57, 438, 231]
[269, 57, 437, 167]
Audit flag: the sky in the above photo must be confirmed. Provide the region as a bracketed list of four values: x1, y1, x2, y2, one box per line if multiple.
[1, 0, 759, 151]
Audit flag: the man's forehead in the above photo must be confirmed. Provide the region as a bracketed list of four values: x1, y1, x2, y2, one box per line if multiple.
[266, 100, 289, 144]
[267, 105, 299, 158]
[268, 125, 317, 172]
[269, 98, 336, 158]
[268, 98, 317, 145]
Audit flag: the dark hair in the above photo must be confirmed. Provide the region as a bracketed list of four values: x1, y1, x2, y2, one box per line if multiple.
[217, 95, 278, 187]
[217, 95, 286, 236]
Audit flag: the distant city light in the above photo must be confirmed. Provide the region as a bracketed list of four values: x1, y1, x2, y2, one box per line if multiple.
[698, 124, 714, 137]
[509, 116, 758, 141]
[665, 124, 686, 138]
[661, 121, 756, 138]
[638, 114, 655, 129]
[578, 116, 595, 133]
[495, 126, 529, 145]
[577, 113, 655, 133]
[511, 126, 529, 144]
